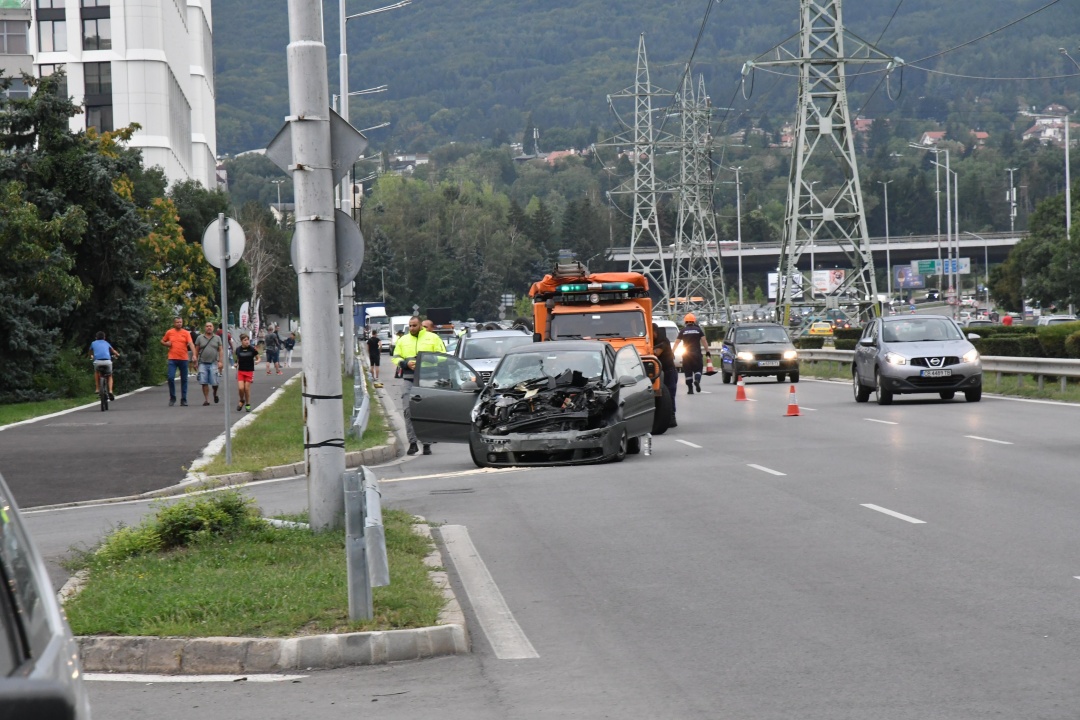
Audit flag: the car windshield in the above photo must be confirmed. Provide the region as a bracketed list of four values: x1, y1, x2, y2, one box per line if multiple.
[461, 335, 532, 360]
[882, 318, 962, 342]
[492, 350, 605, 388]
[550, 311, 647, 340]
[735, 326, 790, 344]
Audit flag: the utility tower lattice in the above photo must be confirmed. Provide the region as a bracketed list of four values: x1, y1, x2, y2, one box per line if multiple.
[746, 0, 899, 324]
[671, 72, 731, 322]
[605, 34, 669, 303]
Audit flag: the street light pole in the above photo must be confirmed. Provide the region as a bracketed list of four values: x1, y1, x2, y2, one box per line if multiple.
[879, 180, 893, 299]
[1006, 167, 1019, 235]
[731, 166, 743, 306]
[963, 231, 990, 311]
[271, 179, 285, 226]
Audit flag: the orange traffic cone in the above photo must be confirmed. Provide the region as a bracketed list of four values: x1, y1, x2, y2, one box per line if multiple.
[784, 384, 800, 416]
[705, 356, 716, 375]
[735, 376, 748, 402]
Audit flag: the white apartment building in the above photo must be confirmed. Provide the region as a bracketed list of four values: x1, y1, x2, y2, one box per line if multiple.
[0, 1, 32, 99]
[30, 0, 216, 187]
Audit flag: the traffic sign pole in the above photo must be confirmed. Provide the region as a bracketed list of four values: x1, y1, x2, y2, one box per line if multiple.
[219, 213, 232, 465]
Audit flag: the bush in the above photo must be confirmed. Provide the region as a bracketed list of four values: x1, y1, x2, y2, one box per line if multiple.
[1065, 331, 1080, 358]
[795, 337, 825, 349]
[94, 524, 163, 563]
[972, 335, 1044, 357]
[1036, 321, 1080, 358]
[833, 328, 862, 341]
[834, 339, 857, 350]
[154, 490, 261, 549]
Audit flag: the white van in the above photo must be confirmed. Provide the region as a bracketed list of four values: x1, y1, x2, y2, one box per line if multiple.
[388, 315, 412, 350]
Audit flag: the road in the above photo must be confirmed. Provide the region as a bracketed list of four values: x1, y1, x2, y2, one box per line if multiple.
[13, 373, 1080, 718]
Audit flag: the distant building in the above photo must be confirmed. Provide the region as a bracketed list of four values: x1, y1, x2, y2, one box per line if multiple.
[917, 130, 946, 146]
[1021, 105, 1076, 147]
[0, 0, 31, 100]
[30, 0, 217, 188]
[388, 152, 429, 173]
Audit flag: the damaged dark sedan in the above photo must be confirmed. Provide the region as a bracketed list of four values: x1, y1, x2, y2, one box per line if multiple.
[408, 341, 655, 467]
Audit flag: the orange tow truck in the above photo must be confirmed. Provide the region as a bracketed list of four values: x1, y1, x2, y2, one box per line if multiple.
[529, 262, 673, 435]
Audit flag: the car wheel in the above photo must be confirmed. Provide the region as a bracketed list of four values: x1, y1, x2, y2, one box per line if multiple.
[939, 391, 955, 400]
[874, 368, 893, 405]
[652, 383, 673, 435]
[776, 372, 786, 383]
[853, 368, 871, 403]
[627, 436, 641, 454]
[721, 370, 731, 384]
[611, 430, 627, 463]
[965, 386, 982, 402]
[790, 370, 800, 383]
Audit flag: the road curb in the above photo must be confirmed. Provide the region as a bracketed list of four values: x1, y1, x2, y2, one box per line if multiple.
[75, 517, 470, 674]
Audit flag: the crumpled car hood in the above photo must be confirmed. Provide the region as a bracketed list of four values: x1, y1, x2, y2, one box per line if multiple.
[474, 369, 618, 435]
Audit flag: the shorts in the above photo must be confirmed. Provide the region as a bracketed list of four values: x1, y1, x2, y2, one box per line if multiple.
[266, 349, 280, 363]
[237, 370, 254, 383]
[197, 362, 219, 386]
[93, 360, 113, 375]
[368, 352, 380, 366]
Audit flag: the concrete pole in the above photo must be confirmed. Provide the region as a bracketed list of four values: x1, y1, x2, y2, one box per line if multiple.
[338, 0, 356, 377]
[287, 0, 346, 530]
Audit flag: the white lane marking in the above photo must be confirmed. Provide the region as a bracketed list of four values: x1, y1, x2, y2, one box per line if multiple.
[800, 407, 818, 411]
[748, 464, 786, 477]
[0, 387, 154, 431]
[865, 418, 898, 425]
[965, 435, 1013, 445]
[380, 467, 524, 484]
[439, 525, 539, 660]
[85, 673, 307, 683]
[675, 439, 702, 449]
[861, 504, 926, 524]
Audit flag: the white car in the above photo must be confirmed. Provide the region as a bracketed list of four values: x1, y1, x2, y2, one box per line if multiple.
[1036, 315, 1078, 326]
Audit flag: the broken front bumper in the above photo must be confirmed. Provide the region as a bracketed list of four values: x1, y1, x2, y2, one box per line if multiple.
[470, 425, 622, 466]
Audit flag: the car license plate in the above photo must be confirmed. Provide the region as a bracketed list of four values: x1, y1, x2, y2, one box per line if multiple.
[758, 360, 780, 367]
[921, 369, 952, 377]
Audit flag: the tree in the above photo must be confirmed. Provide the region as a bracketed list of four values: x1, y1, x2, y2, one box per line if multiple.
[235, 201, 284, 327]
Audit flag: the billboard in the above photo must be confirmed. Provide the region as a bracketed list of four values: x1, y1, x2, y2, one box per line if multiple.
[768, 272, 805, 300]
[895, 265, 926, 289]
[812, 269, 846, 295]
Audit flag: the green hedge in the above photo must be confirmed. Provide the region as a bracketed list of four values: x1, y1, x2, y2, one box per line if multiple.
[971, 335, 1044, 357]
[834, 328, 862, 342]
[1036, 321, 1080, 358]
[1066, 332, 1080, 358]
[835, 339, 857, 350]
[794, 337, 825, 349]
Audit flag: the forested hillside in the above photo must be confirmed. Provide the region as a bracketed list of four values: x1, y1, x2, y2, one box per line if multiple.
[214, 0, 1079, 156]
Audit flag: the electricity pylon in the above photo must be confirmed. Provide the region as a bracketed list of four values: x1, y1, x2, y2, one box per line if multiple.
[605, 34, 669, 303]
[745, 0, 899, 326]
[670, 72, 731, 323]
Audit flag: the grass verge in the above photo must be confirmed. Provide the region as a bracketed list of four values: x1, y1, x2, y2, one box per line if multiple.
[0, 395, 99, 426]
[198, 370, 389, 476]
[64, 494, 443, 637]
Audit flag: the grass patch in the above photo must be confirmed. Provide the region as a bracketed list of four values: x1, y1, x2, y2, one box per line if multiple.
[65, 494, 442, 637]
[0, 394, 99, 426]
[198, 370, 389, 476]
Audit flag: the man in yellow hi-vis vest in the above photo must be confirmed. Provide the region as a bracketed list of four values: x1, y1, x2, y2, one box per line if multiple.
[391, 315, 446, 455]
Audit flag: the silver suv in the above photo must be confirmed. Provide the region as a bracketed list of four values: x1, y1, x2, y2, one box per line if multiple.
[853, 314, 982, 404]
[454, 329, 534, 384]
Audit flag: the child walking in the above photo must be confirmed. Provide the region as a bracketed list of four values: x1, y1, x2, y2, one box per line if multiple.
[235, 333, 260, 412]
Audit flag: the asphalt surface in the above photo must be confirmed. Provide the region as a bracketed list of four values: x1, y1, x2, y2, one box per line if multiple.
[12, 367, 1080, 718]
[0, 362, 302, 507]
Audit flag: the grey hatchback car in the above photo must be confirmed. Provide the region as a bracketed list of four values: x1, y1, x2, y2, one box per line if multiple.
[853, 314, 982, 404]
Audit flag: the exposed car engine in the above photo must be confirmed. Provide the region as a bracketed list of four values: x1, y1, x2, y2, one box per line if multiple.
[474, 369, 617, 435]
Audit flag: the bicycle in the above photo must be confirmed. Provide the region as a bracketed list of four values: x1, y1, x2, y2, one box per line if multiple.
[93, 360, 113, 412]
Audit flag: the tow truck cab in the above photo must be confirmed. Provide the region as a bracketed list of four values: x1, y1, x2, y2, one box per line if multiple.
[529, 262, 672, 434]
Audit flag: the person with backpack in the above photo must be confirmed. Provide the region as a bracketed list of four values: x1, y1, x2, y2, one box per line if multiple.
[263, 324, 283, 375]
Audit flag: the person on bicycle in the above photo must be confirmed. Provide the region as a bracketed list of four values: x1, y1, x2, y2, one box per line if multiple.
[89, 331, 119, 401]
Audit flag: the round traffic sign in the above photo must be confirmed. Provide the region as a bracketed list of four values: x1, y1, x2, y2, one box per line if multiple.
[202, 217, 246, 269]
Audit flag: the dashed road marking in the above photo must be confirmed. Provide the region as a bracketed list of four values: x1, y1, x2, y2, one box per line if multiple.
[675, 439, 702, 449]
[965, 435, 1013, 445]
[865, 418, 898, 425]
[861, 504, 926, 524]
[748, 464, 786, 477]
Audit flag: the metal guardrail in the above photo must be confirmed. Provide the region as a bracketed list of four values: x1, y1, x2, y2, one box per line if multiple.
[351, 358, 370, 438]
[799, 349, 1080, 393]
[344, 467, 390, 621]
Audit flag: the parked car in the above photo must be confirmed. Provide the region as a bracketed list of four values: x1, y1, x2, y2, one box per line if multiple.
[962, 318, 994, 329]
[0, 472, 92, 719]
[409, 341, 655, 466]
[852, 314, 982, 405]
[718, 322, 800, 383]
[454, 329, 534, 384]
[1036, 315, 1079, 326]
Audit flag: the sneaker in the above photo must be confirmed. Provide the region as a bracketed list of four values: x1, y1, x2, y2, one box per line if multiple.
[202, 401, 210, 406]
[267, 369, 271, 374]
[169, 398, 176, 406]
[108, 392, 115, 401]
[237, 404, 243, 412]
[214, 395, 219, 403]
[245, 404, 251, 412]
[422, 444, 432, 456]
[407, 442, 419, 456]
[277, 370, 283, 375]
[180, 399, 188, 406]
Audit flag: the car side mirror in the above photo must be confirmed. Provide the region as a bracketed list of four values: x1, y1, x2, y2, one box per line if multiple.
[858, 337, 874, 346]
[618, 375, 638, 387]
[967, 333, 981, 340]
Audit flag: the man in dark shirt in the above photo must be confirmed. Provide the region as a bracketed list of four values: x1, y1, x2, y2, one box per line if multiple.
[234, 333, 261, 412]
[675, 313, 710, 395]
[652, 323, 678, 427]
[366, 330, 383, 387]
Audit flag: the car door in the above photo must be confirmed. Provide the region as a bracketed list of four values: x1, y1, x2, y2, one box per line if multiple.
[614, 345, 653, 436]
[408, 352, 482, 443]
[854, 320, 878, 383]
[720, 326, 736, 371]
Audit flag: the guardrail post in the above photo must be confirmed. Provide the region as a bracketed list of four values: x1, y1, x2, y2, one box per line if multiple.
[362, 466, 389, 587]
[343, 469, 372, 620]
